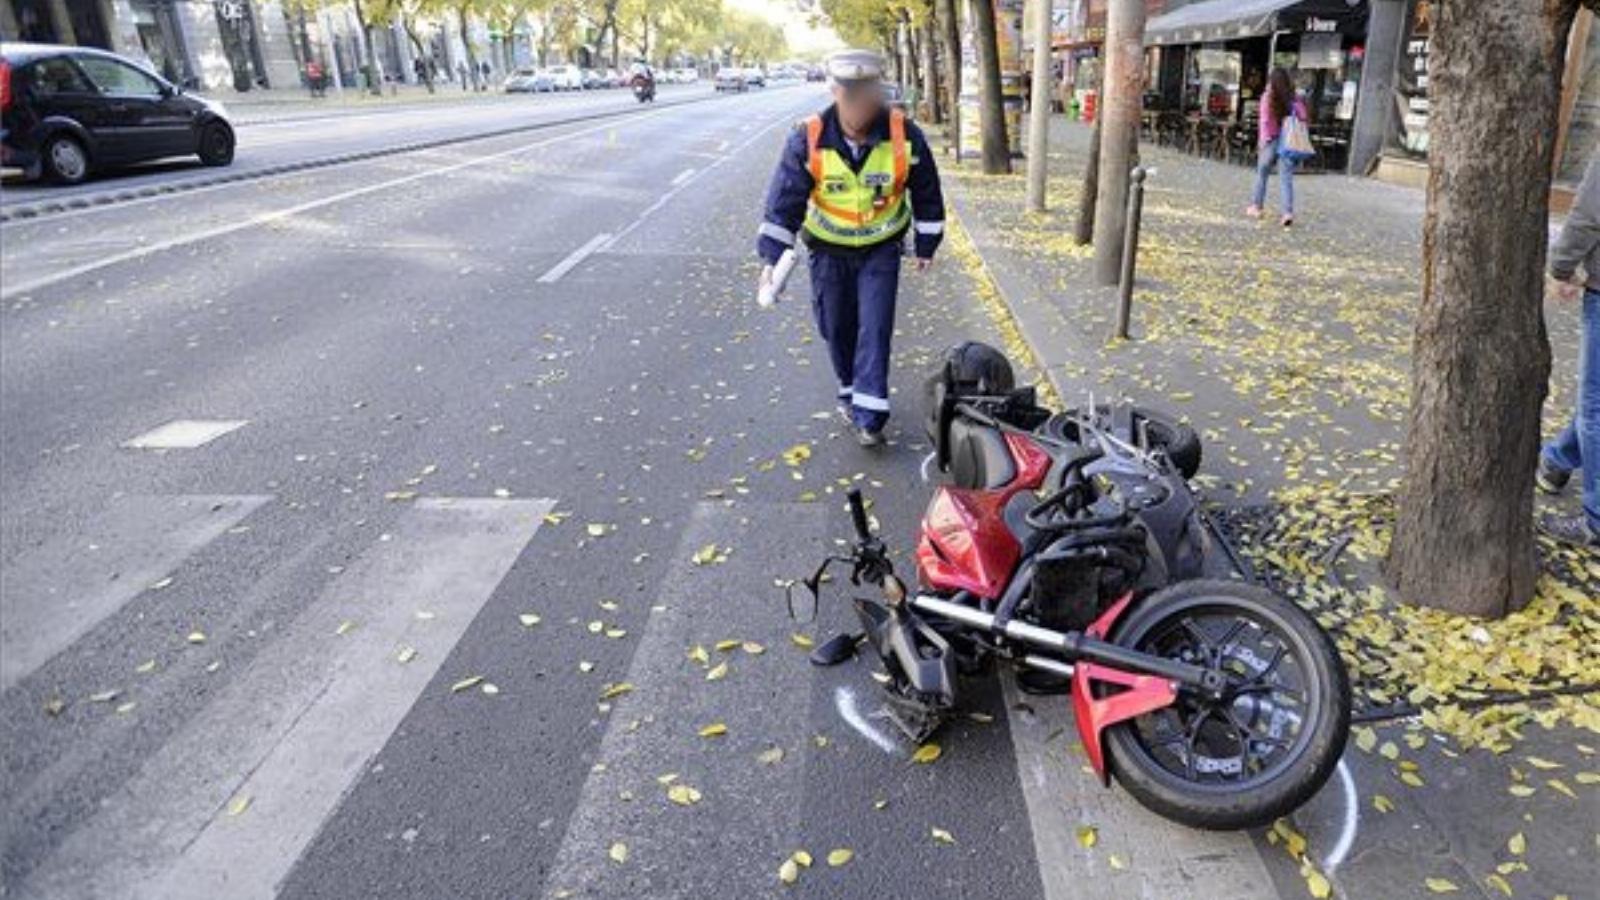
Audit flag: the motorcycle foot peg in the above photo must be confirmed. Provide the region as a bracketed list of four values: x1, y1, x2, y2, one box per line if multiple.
[1016, 668, 1073, 696]
[809, 632, 863, 667]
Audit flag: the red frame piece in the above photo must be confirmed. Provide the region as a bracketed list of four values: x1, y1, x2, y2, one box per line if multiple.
[1070, 593, 1179, 785]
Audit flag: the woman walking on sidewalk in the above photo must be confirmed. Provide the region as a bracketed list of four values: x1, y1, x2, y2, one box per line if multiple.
[1247, 68, 1308, 227]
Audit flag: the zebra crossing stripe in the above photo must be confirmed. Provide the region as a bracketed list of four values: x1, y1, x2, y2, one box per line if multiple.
[13, 497, 553, 900]
[0, 494, 270, 692]
[1000, 674, 1278, 900]
[539, 501, 826, 899]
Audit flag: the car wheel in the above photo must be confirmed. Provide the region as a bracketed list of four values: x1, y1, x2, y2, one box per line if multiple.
[41, 133, 90, 185]
[197, 122, 235, 167]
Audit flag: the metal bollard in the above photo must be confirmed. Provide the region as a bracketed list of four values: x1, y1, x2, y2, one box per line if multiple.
[1115, 166, 1148, 340]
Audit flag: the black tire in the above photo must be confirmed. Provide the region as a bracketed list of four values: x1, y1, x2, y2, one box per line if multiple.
[197, 122, 235, 167]
[40, 133, 90, 185]
[1102, 579, 1349, 830]
[1044, 405, 1202, 479]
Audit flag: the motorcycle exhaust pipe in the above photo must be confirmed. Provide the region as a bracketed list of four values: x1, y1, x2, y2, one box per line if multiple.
[908, 594, 1218, 691]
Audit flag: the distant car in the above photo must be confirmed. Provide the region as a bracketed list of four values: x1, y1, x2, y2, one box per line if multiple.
[0, 41, 235, 185]
[603, 68, 625, 88]
[547, 64, 582, 91]
[807, 65, 825, 82]
[676, 67, 699, 84]
[714, 68, 745, 92]
[743, 67, 766, 88]
[503, 67, 552, 93]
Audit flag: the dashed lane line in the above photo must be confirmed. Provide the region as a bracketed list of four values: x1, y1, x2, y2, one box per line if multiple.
[0, 105, 687, 301]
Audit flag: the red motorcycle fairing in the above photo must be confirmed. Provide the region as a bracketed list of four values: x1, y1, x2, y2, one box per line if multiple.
[916, 432, 1051, 599]
[1070, 593, 1179, 784]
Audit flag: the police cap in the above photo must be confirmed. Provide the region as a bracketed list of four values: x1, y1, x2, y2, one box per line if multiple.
[826, 49, 885, 86]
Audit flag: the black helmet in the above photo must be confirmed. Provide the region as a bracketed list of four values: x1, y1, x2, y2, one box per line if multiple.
[941, 341, 1015, 396]
[923, 342, 1016, 464]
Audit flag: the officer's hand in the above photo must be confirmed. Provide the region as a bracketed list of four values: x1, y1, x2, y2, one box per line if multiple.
[1553, 278, 1582, 302]
[914, 257, 934, 272]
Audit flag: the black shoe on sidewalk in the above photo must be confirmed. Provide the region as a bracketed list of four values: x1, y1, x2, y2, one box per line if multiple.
[1537, 512, 1600, 548]
[1535, 456, 1572, 495]
[856, 426, 885, 448]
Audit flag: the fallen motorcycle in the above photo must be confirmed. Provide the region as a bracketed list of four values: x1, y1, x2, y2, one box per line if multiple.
[791, 343, 1350, 830]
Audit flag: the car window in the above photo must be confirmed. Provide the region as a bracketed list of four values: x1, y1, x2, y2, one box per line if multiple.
[75, 56, 164, 97]
[26, 57, 94, 95]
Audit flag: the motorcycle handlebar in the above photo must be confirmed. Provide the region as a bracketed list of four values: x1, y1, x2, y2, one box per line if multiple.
[847, 489, 872, 542]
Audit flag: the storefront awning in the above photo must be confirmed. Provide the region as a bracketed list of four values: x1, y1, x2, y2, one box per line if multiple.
[1145, 0, 1369, 47]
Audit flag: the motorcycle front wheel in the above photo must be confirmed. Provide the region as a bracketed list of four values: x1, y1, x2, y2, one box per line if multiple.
[1103, 579, 1350, 830]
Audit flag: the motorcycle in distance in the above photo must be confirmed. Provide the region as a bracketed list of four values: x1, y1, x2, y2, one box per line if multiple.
[632, 74, 656, 103]
[790, 343, 1351, 830]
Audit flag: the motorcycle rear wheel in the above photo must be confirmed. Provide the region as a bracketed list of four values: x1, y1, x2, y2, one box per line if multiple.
[1103, 579, 1349, 830]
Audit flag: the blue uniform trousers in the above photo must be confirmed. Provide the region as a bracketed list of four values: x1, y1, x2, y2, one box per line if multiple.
[808, 239, 901, 431]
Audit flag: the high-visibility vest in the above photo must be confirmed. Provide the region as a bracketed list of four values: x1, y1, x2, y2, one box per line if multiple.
[802, 109, 911, 247]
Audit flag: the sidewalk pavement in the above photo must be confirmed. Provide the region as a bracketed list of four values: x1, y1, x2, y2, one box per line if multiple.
[940, 116, 1599, 900]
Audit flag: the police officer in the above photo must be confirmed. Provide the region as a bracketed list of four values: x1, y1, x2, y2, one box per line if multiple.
[757, 49, 946, 447]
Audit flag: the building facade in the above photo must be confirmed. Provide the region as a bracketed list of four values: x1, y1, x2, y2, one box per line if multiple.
[0, 1, 547, 94]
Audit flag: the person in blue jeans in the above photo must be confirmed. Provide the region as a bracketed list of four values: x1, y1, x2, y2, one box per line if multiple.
[1537, 155, 1600, 547]
[1246, 68, 1307, 228]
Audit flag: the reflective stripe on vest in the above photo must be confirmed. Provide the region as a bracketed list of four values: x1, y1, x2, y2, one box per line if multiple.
[802, 109, 911, 247]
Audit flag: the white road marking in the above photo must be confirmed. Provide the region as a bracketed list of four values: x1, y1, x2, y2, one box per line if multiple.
[1000, 673, 1277, 900]
[13, 497, 553, 900]
[0, 106, 682, 301]
[833, 685, 900, 754]
[539, 502, 823, 899]
[0, 494, 270, 691]
[535, 232, 614, 283]
[1321, 761, 1360, 874]
[122, 418, 248, 449]
[671, 167, 696, 185]
[601, 108, 800, 251]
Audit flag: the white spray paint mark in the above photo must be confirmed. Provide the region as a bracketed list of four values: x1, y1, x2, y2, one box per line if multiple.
[1321, 760, 1360, 874]
[833, 685, 898, 755]
[920, 451, 937, 483]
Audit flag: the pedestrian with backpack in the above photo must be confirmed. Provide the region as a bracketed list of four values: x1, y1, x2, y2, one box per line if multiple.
[1247, 67, 1312, 228]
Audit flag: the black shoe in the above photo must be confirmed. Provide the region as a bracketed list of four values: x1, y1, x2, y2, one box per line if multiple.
[1537, 512, 1600, 547]
[856, 426, 885, 448]
[1535, 457, 1572, 495]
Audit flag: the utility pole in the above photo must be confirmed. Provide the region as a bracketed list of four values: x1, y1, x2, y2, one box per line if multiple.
[1025, 0, 1053, 211]
[973, 0, 1011, 174]
[1090, 0, 1146, 285]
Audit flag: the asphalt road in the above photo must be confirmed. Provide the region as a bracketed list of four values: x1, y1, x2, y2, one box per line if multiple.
[0, 81, 1067, 900]
[0, 83, 712, 210]
[0, 84, 1331, 900]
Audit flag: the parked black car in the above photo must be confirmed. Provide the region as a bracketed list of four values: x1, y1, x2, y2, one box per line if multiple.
[1, 42, 235, 185]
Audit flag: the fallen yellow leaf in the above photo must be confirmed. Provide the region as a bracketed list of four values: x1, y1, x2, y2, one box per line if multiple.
[826, 849, 853, 867]
[910, 743, 942, 764]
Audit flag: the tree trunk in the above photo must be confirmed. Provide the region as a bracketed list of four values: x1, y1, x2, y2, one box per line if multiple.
[921, 11, 942, 123]
[1090, 0, 1145, 284]
[1385, 0, 1579, 617]
[456, 6, 481, 90]
[350, 0, 383, 94]
[1073, 109, 1101, 245]
[937, 0, 962, 153]
[402, 20, 435, 93]
[972, 0, 1010, 174]
[1025, 0, 1052, 211]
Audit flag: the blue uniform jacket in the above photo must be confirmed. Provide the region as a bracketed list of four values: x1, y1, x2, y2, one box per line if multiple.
[757, 105, 945, 264]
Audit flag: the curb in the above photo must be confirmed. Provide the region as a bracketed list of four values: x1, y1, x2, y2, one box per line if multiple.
[0, 92, 731, 226]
